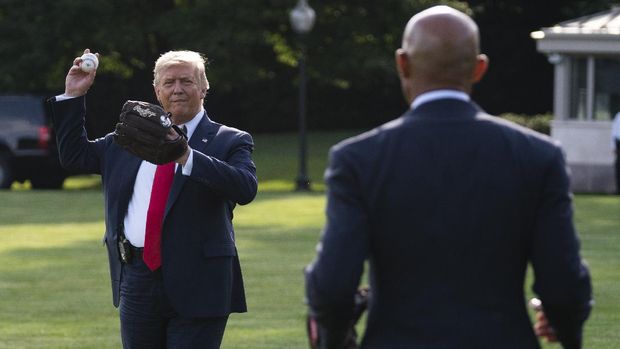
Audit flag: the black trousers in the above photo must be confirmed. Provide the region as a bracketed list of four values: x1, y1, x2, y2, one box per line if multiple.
[616, 140, 620, 194]
[119, 253, 228, 349]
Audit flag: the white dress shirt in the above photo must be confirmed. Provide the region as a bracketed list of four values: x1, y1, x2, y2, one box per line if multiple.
[411, 89, 470, 110]
[123, 109, 203, 247]
[611, 112, 620, 150]
[55, 92, 204, 246]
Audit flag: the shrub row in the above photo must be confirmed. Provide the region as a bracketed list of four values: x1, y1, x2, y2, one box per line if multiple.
[498, 113, 553, 135]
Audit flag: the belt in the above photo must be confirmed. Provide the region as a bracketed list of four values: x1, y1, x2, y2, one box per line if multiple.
[118, 236, 145, 265]
[129, 244, 143, 258]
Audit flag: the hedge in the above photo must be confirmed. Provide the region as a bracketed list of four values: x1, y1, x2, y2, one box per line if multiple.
[498, 113, 553, 135]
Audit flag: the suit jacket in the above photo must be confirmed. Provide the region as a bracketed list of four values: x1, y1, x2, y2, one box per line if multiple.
[50, 96, 257, 318]
[305, 99, 592, 349]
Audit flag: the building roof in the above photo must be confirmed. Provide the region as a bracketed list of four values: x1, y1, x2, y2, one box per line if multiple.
[532, 5, 620, 54]
[554, 5, 620, 34]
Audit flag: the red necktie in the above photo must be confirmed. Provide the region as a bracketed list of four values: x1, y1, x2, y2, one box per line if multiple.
[143, 162, 175, 271]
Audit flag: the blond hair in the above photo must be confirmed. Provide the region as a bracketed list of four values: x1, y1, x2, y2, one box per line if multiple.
[152, 50, 209, 90]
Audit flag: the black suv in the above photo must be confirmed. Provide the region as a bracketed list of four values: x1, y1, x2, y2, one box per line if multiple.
[0, 95, 68, 189]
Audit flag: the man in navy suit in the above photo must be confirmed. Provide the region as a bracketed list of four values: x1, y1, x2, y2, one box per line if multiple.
[304, 6, 592, 349]
[50, 49, 257, 348]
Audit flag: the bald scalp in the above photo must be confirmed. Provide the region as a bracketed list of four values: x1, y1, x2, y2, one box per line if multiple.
[402, 6, 480, 89]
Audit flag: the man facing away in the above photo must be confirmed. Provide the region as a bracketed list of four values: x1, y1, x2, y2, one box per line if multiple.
[304, 6, 592, 349]
[50, 49, 257, 348]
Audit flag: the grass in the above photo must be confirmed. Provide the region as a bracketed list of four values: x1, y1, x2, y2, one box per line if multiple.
[0, 190, 326, 349]
[1, 131, 619, 348]
[567, 195, 620, 347]
[251, 130, 360, 191]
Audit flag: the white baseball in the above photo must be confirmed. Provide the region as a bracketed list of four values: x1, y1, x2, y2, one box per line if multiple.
[529, 297, 542, 311]
[80, 53, 99, 73]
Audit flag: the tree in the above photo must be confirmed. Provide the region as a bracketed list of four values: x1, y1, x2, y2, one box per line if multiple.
[467, 0, 615, 115]
[2, 0, 611, 135]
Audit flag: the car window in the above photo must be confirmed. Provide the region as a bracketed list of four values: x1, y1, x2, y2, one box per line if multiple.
[0, 96, 46, 124]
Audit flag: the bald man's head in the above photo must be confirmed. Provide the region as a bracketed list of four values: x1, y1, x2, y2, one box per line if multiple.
[395, 6, 488, 102]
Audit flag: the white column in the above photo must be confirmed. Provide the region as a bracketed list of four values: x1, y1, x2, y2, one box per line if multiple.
[586, 56, 596, 121]
[553, 54, 570, 120]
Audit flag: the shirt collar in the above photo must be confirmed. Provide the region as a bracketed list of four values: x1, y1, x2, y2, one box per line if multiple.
[411, 89, 470, 110]
[178, 109, 204, 140]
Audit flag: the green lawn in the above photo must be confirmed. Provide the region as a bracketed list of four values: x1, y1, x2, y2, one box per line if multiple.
[1, 131, 619, 348]
[251, 130, 360, 191]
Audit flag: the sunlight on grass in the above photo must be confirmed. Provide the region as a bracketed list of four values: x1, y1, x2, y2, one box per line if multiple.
[1, 125, 619, 348]
[0, 190, 328, 349]
[0, 217, 117, 349]
[1, 190, 619, 348]
[258, 179, 326, 192]
[235, 192, 326, 229]
[2, 191, 617, 348]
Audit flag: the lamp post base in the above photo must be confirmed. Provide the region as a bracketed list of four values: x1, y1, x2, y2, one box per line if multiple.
[295, 176, 311, 191]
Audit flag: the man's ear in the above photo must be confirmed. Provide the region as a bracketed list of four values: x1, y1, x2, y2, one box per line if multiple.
[395, 48, 410, 79]
[471, 54, 489, 83]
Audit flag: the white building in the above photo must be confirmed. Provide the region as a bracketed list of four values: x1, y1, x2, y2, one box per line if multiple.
[531, 6, 620, 193]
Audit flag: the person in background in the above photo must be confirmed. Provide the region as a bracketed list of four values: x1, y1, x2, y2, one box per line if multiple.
[611, 111, 620, 194]
[50, 49, 257, 348]
[304, 5, 592, 349]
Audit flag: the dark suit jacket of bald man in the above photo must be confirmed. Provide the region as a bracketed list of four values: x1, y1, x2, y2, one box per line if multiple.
[305, 98, 592, 349]
[50, 96, 256, 318]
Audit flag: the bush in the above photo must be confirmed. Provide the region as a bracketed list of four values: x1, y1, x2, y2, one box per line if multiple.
[498, 113, 553, 135]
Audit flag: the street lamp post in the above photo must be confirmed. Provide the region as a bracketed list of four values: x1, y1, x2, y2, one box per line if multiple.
[290, 0, 315, 191]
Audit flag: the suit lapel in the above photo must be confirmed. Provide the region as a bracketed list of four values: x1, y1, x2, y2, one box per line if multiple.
[164, 112, 219, 217]
[117, 155, 142, 221]
[189, 113, 219, 153]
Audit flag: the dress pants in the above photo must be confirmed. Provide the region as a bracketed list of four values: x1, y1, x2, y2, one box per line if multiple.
[120, 251, 228, 349]
[615, 139, 620, 194]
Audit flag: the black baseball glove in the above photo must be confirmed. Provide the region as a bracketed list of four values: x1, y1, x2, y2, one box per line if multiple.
[307, 287, 370, 349]
[113, 100, 188, 164]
